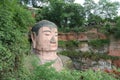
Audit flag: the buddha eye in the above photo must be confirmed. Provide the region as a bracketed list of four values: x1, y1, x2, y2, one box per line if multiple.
[45, 33, 50, 36]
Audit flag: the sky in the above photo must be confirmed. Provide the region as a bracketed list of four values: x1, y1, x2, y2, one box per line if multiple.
[74, 0, 120, 15]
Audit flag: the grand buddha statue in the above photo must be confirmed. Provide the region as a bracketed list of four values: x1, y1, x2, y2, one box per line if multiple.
[30, 20, 63, 71]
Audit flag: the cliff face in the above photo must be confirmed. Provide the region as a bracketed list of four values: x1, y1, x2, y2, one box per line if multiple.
[58, 28, 120, 68]
[58, 29, 120, 56]
[58, 28, 106, 41]
[58, 32, 88, 41]
[109, 35, 120, 67]
[109, 35, 120, 56]
[58, 28, 108, 53]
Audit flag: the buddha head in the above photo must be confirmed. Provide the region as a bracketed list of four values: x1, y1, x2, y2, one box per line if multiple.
[30, 20, 58, 52]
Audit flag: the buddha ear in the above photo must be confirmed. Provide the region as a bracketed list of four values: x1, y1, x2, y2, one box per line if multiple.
[31, 32, 37, 48]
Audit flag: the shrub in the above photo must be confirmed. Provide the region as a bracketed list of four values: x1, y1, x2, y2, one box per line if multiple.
[88, 39, 109, 49]
[23, 55, 119, 80]
[58, 41, 66, 48]
[0, 0, 35, 79]
[58, 40, 79, 50]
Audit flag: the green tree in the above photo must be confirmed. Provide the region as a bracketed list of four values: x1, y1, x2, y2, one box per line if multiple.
[83, 0, 97, 19]
[61, 3, 85, 28]
[0, 0, 35, 79]
[97, 0, 120, 19]
[36, 1, 85, 28]
[83, 0, 120, 25]
[113, 16, 120, 39]
[87, 13, 102, 25]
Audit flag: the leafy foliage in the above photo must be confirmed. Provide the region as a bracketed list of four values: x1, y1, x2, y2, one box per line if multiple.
[32, 65, 119, 80]
[23, 55, 119, 80]
[88, 39, 110, 49]
[113, 17, 120, 39]
[35, 1, 85, 28]
[0, 0, 35, 79]
[58, 40, 79, 50]
[98, 0, 120, 19]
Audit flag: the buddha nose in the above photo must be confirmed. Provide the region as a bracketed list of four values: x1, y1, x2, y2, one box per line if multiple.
[50, 36, 56, 43]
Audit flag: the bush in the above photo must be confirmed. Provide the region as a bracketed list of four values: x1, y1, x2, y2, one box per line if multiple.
[88, 39, 109, 49]
[23, 55, 119, 80]
[33, 68, 119, 80]
[58, 40, 79, 50]
[58, 41, 66, 48]
[0, 0, 35, 79]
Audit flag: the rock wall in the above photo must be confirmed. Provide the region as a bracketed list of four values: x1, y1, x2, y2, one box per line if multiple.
[58, 29, 120, 68]
[73, 58, 112, 70]
[109, 36, 120, 56]
[58, 32, 88, 41]
[58, 29, 107, 53]
[109, 35, 120, 67]
[58, 28, 106, 41]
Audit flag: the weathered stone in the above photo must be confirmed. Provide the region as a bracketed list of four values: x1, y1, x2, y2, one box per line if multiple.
[59, 55, 74, 69]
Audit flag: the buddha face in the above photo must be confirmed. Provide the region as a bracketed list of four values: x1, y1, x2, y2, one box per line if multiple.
[32, 26, 58, 52]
